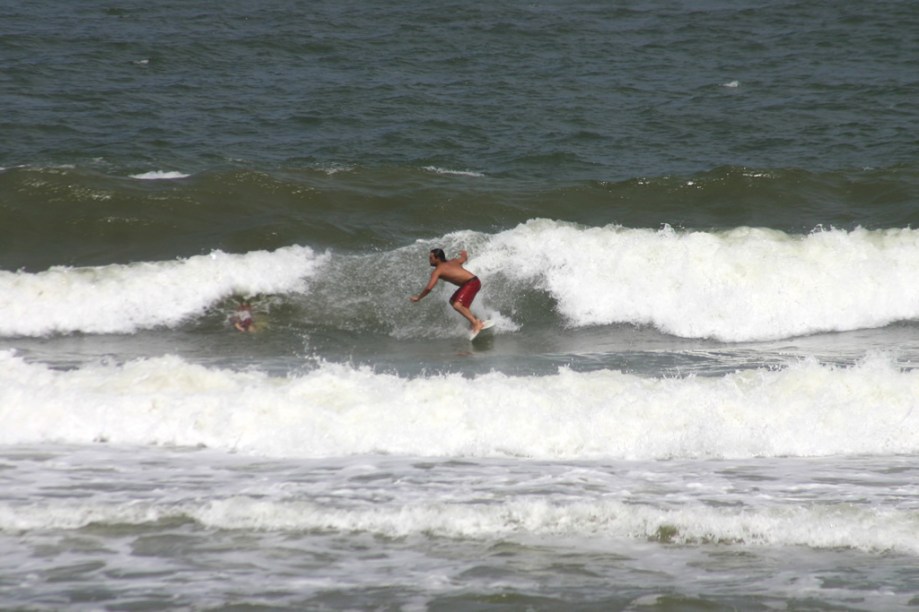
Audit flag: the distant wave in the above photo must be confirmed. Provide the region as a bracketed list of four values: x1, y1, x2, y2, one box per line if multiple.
[423, 166, 486, 178]
[129, 170, 191, 180]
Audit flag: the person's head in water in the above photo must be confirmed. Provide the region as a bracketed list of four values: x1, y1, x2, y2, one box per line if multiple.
[429, 248, 446, 265]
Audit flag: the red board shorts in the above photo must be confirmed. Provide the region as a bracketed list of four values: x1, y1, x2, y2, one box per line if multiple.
[449, 276, 481, 308]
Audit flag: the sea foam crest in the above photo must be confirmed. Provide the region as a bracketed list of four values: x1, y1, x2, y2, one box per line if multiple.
[0, 246, 325, 337]
[472, 220, 919, 341]
[422, 166, 485, 178]
[129, 170, 191, 180]
[0, 351, 916, 460]
[1, 494, 914, 555]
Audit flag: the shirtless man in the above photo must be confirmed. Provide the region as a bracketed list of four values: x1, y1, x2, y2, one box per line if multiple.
[410, 248, 485, 335]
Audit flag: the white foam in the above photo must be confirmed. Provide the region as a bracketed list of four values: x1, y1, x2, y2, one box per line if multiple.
[198, 496, 919, 554]
[129, 170, 190, 180]
[0, 246, 326, 336]
[0, 488, 914, 555]
[316, 164, 354, 175]
[423, 166, 485, 178]
[0, 351, 916, 460]
[472, 220, 919, 341]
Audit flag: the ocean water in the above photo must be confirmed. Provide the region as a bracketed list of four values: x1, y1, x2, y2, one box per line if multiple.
[2, 0, 919, 609]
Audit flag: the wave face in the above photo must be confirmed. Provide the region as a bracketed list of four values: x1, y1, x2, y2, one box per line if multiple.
[3, 164, 919, 271]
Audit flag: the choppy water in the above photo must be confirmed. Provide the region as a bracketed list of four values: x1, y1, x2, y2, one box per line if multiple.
[2, 0, 919, 609]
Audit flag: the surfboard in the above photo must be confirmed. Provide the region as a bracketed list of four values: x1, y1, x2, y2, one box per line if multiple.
[469, 320, 495, 341]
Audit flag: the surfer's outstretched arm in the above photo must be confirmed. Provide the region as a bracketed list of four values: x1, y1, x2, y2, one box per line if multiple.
[410, 269, 441, 302]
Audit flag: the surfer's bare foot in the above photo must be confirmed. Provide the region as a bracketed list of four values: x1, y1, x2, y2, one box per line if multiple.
[472, 320, 485, 334]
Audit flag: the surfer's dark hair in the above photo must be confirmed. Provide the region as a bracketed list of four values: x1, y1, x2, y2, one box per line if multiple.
[430, 248, 446, 262]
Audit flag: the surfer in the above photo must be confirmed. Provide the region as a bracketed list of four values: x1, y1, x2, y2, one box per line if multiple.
[232, 300, 255, 333]
[410, 248, 485, 335]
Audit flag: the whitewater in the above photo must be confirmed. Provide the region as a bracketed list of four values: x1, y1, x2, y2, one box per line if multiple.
[0, 349, 916, 460]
